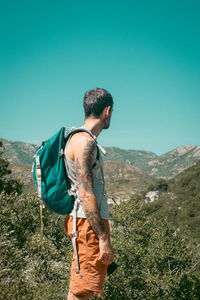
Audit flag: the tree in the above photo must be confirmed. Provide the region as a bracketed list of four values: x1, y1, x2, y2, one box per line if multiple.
[0, 140, 23, 194]
[148, 178, 168, 192]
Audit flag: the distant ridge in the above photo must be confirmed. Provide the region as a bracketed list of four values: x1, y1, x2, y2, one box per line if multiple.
[104, 145, 200, 178]
[1, 137, 200, 179]
[1, 138, 38, 165]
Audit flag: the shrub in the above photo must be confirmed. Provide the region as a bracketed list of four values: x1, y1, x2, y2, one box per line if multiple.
[102, 198, 200, 299]
[0, 192, 72, 299]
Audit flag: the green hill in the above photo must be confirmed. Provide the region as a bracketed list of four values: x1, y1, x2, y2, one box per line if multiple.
[1, 138, 38, 165]
[144, 160, 200, 243]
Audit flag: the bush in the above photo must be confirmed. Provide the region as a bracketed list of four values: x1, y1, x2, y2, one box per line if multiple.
[102, 198, 200, 299]
[148, 178, 168, 192]
[0, 192, 72, 299]
[0, 140, 23, 194]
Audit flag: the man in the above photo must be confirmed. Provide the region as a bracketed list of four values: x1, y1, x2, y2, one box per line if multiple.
[64, 88, 114, 299]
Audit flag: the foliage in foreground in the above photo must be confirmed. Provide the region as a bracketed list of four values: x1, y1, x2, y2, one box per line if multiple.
[102, 196, 200, 300]
[1, 192, 200, 299]
[0, 192, 72, 300]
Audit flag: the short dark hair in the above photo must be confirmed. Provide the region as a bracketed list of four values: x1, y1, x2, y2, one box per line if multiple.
[83, 88, 113, 117]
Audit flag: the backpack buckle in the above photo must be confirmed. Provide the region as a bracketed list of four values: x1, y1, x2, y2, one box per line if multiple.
[72, 230, 78, 238]
[59, 149, 64, 158]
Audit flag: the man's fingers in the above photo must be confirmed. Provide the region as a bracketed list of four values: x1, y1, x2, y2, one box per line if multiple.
[98, 253, 104, 262]
[98, 253, 114, 264]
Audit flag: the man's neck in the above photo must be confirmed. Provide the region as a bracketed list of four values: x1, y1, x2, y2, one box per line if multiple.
[83, 118, 103, 138]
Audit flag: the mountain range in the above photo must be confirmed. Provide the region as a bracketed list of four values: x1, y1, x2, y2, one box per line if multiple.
[2, 137, 200, 179]
[1, 137, 200, 201]
[1, 138, 38, 165]
[104, 145, 200, 178]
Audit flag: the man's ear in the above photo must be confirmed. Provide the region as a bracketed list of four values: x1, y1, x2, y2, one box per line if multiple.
[104, 106, 111, 117]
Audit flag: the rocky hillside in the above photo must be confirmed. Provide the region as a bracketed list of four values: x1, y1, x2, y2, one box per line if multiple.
[147, 145, 200, 178]
[104, 145, 200, 178]
[104, 146, 157, 170]
[143, 160, 200, 243]
[104, 161, 155, 202]
[9, 163, 36, 194]
[1, 138, 38, 165]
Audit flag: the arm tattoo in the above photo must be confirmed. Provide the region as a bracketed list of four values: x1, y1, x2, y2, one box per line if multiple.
[75, 140, 96, 194]
[75, 140, 106, 238]
[85, 210, 106, 237]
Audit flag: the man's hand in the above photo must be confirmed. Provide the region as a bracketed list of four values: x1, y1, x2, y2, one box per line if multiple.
[98, 236, 114, 265]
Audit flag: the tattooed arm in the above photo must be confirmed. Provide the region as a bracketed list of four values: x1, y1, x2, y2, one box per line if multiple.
[73, 134, 114, 264]
[74, 137, 106, 237]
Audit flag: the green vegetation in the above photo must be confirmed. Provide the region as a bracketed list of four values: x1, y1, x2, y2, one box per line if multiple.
[1, 191, 200, 299]
[147, 178, 169, 192]
[103, 198, 200, 299]
[0, 141, 72, 299]
[1, 140, 200, 299]
[0, 192, 72, 299]
[144, 161, 200, 244]
[0, 141, 23, 195]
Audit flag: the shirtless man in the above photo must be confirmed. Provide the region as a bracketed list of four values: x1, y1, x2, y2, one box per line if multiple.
[64, 88, 114, 299]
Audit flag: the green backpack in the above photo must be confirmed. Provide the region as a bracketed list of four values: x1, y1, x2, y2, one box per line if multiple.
[32, 127, 96, 215]
[32, 126, 105, 273]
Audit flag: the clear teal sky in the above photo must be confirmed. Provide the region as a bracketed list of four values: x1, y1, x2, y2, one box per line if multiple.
[0, 0, 199, 155]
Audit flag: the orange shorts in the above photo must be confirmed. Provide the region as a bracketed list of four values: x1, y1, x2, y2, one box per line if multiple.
[64, 216, 110, 298]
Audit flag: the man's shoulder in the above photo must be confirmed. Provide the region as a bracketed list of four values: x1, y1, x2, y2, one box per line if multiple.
[66, 132, 96, 161]
[70, 131, 95, 145]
